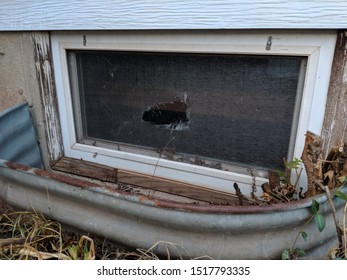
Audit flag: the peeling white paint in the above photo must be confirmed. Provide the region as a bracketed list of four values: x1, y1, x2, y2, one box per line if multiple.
[343, 61, 347, 84]
[32, 32, 64, 163]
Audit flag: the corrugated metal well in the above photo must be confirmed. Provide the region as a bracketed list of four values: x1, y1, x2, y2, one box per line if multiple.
[0, 159, 346, 259]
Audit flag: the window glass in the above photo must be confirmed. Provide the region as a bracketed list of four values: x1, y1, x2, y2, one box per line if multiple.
[69, 51, 306, 170]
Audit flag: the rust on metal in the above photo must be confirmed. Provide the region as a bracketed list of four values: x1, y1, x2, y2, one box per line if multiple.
[5, 161, 32, 172]
[6, 160, 99, 189]
[123, 190, 317, 214]
[2, 159, 318, 214]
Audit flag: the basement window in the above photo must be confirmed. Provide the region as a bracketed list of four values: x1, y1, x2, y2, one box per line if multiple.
[51, 31, 336, 193]
[69, 51, 304, 170]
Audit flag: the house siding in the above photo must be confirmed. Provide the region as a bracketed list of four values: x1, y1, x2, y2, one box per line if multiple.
[0, 1, 346, 31]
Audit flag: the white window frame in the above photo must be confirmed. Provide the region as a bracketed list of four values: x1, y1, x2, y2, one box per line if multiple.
[51, 30, 336, 193]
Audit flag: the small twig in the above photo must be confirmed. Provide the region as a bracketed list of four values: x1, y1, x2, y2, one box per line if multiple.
[293, 167, 303, 192]
[290, 214, 315, 255]
[247, 169, 257, 198]
[268, 190, 290, 203]
[316, 180, 343, 249]
[233, 183, 243, 206]
[0, 238, 26, 247]
[150, 137, 176, 189]
[318, 159, 343, 164]
[249, 194, 267, 205]
[275, 190, 291, 202]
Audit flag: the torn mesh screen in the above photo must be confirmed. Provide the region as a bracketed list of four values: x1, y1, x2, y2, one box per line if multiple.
[71, 51, 304, 170]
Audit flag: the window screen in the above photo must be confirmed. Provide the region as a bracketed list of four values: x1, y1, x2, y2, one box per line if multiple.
[69, 51, 305, 170]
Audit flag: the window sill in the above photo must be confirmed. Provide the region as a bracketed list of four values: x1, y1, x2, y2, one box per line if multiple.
[52, 156, 248, 204]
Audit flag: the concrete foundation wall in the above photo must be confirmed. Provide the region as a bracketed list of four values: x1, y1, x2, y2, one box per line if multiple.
[0, 32, 50, 168]
[0, 33, 28, 111]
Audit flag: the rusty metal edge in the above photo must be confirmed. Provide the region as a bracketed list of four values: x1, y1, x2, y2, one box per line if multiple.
[2, 159, 343, 215]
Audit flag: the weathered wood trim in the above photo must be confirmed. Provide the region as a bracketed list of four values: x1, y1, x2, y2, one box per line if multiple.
[117, 170, 240, 205]
[53, 157, 117, 183]
[322, 31, 347, 156]
[32, 32, 64, 166]
[53, 156, 240, 204]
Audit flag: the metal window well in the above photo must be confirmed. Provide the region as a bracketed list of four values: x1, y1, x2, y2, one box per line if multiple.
[0, 103, 346, 259]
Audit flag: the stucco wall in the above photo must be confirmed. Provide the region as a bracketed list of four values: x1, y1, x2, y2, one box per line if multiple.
[0, 32, 50, 168]
[0, 33, 28, 111]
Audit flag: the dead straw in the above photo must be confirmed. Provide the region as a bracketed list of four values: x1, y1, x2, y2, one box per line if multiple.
[0, 211, 204, 260]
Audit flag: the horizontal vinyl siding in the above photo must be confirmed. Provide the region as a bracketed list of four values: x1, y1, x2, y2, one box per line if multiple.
[0, 1, 347, 31]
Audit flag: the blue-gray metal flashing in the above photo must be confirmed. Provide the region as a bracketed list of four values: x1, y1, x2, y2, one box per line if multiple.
[0, 102, 43, 169]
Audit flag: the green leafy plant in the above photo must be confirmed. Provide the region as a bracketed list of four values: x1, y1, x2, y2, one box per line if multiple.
[281, 184, 347, 260]
[311, 199, 326, 232]
[281, 198, 326, 260]
[65, 235, 95, 260]
[262, 158, 304, 204]
[328, 188, 347, 259]
[278, 157, 303, 191]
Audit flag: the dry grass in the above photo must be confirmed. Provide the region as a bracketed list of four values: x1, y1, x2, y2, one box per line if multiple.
[0, 198, 208, 260]
[0, 211, 93, 260]
[0, 211, 155, 260]
[0, 210, 201, 260]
